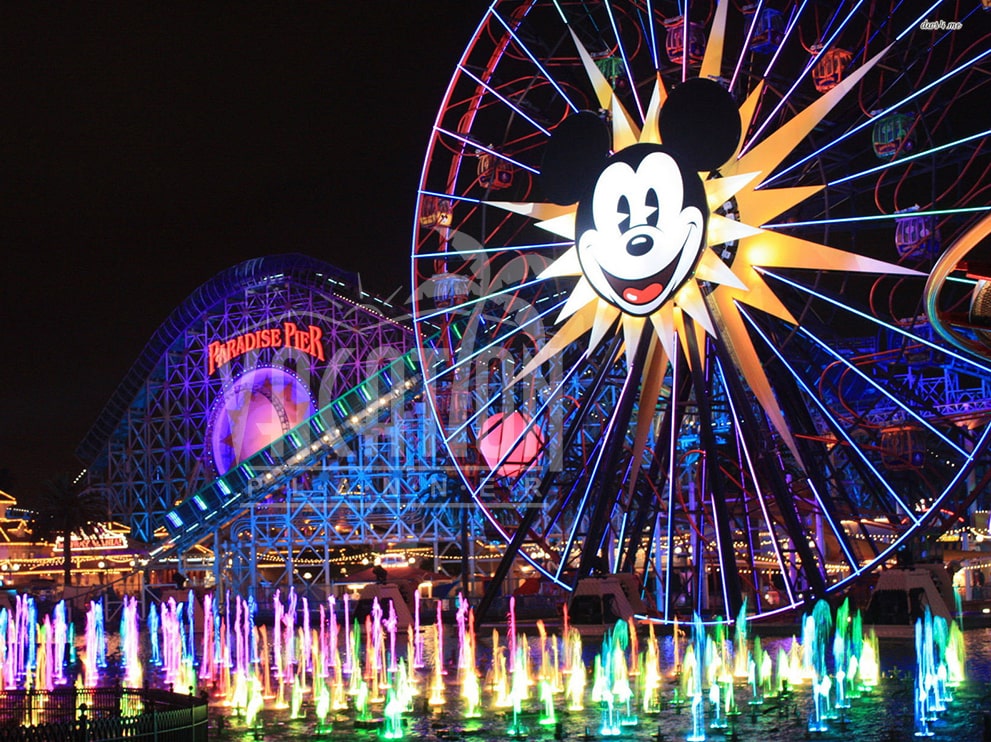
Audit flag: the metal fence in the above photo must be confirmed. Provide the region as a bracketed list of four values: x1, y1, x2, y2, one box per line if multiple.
[0, 687, 208, 742]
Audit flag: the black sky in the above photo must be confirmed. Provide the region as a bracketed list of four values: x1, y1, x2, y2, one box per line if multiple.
[0, 4, 485, 501]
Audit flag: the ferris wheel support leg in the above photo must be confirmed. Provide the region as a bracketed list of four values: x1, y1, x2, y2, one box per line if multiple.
[685, 326, 744, 620]
[620, 366, 694, 578]
[714, 337, 830, 605]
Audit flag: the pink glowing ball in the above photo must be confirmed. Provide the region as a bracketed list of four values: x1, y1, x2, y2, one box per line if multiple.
[476, 411, 545, 478]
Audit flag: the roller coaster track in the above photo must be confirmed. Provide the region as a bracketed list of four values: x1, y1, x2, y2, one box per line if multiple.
[149, 339, 437, 562]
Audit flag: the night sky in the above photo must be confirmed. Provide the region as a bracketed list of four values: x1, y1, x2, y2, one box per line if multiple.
[0, 4, 485, 502]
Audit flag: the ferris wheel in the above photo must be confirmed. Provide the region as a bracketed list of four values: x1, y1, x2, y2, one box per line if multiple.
[411, 0, 991, 621]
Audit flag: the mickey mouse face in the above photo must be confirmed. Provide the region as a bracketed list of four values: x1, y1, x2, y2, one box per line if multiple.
[576, 147, 704, 316]
[540, 78, 741, 319]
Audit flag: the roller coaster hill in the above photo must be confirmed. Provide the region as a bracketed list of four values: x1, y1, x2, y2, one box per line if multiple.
[69, 253, 482, 615]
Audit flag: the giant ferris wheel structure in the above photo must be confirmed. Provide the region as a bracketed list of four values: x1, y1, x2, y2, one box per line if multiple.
[412, 0, 991, 621]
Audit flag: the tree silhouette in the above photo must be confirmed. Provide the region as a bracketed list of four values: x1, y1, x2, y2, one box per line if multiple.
[29, 475, 108, 589]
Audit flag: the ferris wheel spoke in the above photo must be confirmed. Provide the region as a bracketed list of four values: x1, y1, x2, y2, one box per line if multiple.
[758, 0, 810, 85]
[828, 130, 991, 188]
[603, 0, 645, 122]
[555, 418, 619, 581]
[434, 128, 541, 175]
[721, 373, 799, 606]
[737, 304, 922, 526]
[490, 8, 580, 114]
[459, 360, 583, 495]
[805, 478, 861, 572]
[762, 46, 991, 187]
[743, 0, 865, 154]
[720, 347, 834, 599]
[455, 64, 553, 137]
[726, 0, 763, 93]
[761, 269, 991, 376]
[642, 0, 660, 71]
[417, 275, 548, 323]
[684, 328, 745, 616]
[423, 297, 567, 389]
[895, 2, 949, 43]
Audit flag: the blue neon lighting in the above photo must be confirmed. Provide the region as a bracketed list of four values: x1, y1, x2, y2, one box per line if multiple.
[604, 1, 644, 122]
[764, 205, 991, 229]
[745, 0, 865, 151]
[737, 304, 921, 525]
[829, 130, 991, 187]
[762, 46, 991, 187]
[795, 323, 966, 456]
[435, 128, 540, 175]
[491, 9, 579, 113]
[760, 268, 991, 375]
[457, 65, 551, 137]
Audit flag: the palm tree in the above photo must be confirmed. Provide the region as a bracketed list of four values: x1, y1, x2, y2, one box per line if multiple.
[29, 474, 109, 590]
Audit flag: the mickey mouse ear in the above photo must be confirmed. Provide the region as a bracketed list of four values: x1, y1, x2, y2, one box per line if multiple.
[659, 78, 741, 173]
[541, 111, 610, 205]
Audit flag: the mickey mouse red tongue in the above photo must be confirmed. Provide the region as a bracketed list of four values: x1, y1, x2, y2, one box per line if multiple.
[604, 262, 677, 306]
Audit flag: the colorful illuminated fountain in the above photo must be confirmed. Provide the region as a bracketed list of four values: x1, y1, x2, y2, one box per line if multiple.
[0, 587, 985, 741]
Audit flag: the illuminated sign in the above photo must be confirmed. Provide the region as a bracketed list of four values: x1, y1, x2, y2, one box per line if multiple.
[53, 528, 129, 553]
[208, 323, 326, 374]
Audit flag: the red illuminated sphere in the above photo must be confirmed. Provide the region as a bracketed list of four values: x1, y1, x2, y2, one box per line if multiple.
[477, 411, 545, 478]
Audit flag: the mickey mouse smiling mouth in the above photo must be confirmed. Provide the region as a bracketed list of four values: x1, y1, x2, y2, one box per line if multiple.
[598, 231, 691, 307]
[575, 147, 706, 317]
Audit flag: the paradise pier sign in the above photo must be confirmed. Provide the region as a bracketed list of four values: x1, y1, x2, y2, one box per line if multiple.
[207, 322, 326, 374]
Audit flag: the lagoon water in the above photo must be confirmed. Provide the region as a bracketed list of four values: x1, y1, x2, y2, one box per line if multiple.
[208, 627, 991, 742]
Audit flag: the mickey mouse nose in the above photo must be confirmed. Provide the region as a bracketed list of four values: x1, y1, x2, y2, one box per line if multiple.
[626, 234, 653, 256]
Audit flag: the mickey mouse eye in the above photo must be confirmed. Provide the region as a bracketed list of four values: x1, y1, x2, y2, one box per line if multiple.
[617, 194, 631, 233]
[645, 188, 659, 227]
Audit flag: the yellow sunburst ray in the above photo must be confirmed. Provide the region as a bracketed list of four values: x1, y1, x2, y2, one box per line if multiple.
[569, 27, 616, 111]
[699, 0, 730, 82]
[707, 213, 765, 247]
[627, 337, 669, 499]
[734, 185, 823, 226]
[674, 306, 708, 367]
[569, 28, 641, 149]
[556, 276, 599, 323]
[709, 290, 803, 464]
[486, 201, 575, 221]
[622, 314, 648, 368]
[535, 212, 576, 239]
[673, 278, 715, 337]
[512, 300, 599, 384]
[640, 75, 667, 144]
[611, 95, 641, 151]
[695, 249, 748, 290]
[731, 81, 764, 160]
[590, 300, 622, 351]
[704, 172, 762, 212]
[485, 200, 577, 238]
[538, 246, 582, 279]
[712, 260, 797, 325]
[650, 306, 680, 363]
[742, 231, 925, 275]
[730, 46, 891, 179]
